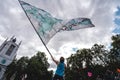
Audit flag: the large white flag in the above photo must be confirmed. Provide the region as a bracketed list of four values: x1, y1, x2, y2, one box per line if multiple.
[20, 1, 95, 44]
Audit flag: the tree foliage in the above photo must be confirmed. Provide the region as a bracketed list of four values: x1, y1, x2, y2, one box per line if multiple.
[66, 44, 108, 80]
[5, 52, 53, 80]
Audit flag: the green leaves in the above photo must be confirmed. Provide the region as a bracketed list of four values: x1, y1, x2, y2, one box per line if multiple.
[5, 52, 52, 80]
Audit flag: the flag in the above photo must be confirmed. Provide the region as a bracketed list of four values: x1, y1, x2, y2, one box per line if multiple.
[19, 0, 95, 44]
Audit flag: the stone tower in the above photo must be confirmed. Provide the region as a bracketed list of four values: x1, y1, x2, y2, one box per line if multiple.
[0, 36, 21, 79]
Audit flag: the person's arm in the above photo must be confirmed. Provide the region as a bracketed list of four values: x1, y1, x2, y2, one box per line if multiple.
[50, 53, 58, 65]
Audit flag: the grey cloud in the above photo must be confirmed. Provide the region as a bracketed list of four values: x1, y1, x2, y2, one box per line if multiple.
[47, 0, 119, 51]
[0, 0, 120, 60]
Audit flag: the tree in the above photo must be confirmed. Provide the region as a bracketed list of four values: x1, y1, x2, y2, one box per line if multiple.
[4, 57, 29, 80]
[108, 34, 120, 71]
[91, 44, 109, 66]
[26, 51, 52, 80]
[109, 34, 120, 62]
[5, 51, 53, 80]
[65, 44, 109, 80]
[15, 57, 29, 80]
[66, 48, 94, 80]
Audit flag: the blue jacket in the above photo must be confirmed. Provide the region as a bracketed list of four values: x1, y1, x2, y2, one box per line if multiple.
[55, 62, 65, 76]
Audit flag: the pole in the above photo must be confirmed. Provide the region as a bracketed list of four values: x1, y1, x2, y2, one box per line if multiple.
[18, 0, 53, 57]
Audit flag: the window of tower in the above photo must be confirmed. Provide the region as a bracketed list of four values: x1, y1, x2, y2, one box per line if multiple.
[5, 44, 15, 56]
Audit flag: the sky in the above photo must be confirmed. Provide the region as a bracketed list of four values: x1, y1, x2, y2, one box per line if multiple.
[0, 0, 120, 70]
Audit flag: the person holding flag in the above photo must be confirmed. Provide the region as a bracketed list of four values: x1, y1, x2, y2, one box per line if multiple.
[50, 54, 66, 80]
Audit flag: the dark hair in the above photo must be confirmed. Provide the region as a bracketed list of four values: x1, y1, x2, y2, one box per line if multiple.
[60, 57, 64, 63]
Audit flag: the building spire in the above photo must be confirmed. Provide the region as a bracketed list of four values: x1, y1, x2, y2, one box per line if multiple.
[0, 36, 21, 79]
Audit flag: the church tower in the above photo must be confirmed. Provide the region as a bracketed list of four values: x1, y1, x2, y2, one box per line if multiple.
[0, 36, 21, 79]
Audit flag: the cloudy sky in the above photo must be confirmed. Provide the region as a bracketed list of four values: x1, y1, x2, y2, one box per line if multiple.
[0, 0, 120, 70]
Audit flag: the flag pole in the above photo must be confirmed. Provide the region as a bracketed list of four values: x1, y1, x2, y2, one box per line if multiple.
[18, 0, 53, 57]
